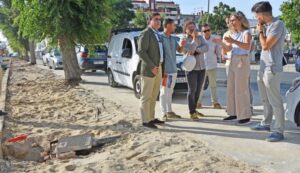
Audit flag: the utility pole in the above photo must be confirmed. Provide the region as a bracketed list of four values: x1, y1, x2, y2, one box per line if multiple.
[206, 0, 210, 24]
[207, 0, 210, 14]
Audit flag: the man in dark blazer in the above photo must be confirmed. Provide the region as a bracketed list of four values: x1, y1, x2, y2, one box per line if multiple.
[138, 13, 165, 129]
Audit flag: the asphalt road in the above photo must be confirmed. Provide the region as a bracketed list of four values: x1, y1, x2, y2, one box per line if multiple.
[38, 59, 300, 173]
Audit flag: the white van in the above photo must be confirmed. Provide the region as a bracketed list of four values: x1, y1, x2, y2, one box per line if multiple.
[107, 29, 187, 99]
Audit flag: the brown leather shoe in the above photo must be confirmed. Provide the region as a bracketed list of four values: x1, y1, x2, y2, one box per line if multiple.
[143, 122, 158, 129]
[213, 102, 222, 109]
[150, 119, 165, 124]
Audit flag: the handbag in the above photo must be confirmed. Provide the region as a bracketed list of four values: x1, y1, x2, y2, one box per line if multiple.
[182, 55, 196, 71]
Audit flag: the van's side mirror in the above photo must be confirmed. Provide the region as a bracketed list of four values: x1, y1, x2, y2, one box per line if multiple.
[121, 48, 131, 58]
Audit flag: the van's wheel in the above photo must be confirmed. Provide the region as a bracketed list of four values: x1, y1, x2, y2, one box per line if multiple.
[108, 70, 118, 87]
[133, 75, 141, 99]
[92, 70, 96, 72]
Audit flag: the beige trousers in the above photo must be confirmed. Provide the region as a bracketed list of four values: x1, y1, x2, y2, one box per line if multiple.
[225, 59, 231, 77]
[226, 55, 252, 120]
[198, 68, 218, 104]
[257, 70, 284, 133]
[140, 66, 162, 123]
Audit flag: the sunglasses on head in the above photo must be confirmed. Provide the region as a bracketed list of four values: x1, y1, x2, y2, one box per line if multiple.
[203, 29, 210, 33]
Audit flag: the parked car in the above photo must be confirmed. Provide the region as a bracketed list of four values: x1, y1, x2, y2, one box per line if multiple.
[285, 76, 300, 126]
[76, 45, 107, 73]
[9, 52, 19, 58]
[107, 29, 187, 99]
[42, 51, 50, 66]
[43, 48, 63, 70]
[35, 42, 47, 60]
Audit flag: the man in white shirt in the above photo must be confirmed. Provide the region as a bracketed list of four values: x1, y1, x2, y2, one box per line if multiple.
[197, 24, 222, 109]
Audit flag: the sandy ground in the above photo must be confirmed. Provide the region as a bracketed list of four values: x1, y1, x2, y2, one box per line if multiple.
[2, 60, 267, 173]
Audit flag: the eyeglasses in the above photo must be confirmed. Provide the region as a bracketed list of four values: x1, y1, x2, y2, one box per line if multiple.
[203, 29, 211, 33]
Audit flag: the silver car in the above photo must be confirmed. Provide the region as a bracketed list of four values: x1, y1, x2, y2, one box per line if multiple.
[45, 48, 63, 70]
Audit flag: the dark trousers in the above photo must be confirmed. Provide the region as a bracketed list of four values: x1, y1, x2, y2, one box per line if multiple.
[186, 70, 206, 114]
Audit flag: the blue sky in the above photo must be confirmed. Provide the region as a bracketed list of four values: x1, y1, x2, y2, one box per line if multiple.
[172, 0, 285, 19]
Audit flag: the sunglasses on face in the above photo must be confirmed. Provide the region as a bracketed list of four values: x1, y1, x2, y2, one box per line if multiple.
[203, 29, 210, 33]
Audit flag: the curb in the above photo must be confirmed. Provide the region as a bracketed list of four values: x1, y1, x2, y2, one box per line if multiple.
[0, 60, 11, 159]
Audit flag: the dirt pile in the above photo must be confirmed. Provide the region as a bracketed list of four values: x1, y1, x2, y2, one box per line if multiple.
[2, 60, 267, 173]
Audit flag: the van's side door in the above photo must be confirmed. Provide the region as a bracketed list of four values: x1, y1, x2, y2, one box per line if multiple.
[117, 37, 134, 87]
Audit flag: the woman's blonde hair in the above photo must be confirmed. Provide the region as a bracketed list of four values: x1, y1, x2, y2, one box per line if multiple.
[230, 11, 249, 30]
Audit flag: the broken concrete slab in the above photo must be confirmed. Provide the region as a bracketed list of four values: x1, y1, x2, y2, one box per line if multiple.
[2, 139, 44, 162]
[50, 134, 121, 160]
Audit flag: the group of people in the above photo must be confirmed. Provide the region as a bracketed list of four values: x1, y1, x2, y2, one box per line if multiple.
[138, 1, 287, 142]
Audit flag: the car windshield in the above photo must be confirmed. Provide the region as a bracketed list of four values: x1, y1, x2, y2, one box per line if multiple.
[176, 52, 184, 63]
[84, 45, 107, 53]
[82, 45, 107, 58]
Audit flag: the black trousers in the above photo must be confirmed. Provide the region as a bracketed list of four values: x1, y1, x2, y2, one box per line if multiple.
[186, 69, 206, 114]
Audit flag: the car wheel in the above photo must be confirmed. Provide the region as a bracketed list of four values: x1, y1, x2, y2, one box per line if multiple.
[92, 70, 97, 72]
[48, 61, 52, 69]
[108, 70, 118, 87]
[133, 75, 141, 99]
[295, 103, 300, 126]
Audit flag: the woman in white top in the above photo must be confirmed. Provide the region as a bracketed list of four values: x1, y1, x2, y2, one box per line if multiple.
[222, 11, 252, 125]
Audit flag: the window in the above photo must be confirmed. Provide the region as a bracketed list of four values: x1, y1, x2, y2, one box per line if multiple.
[121, 38, 133, 58]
